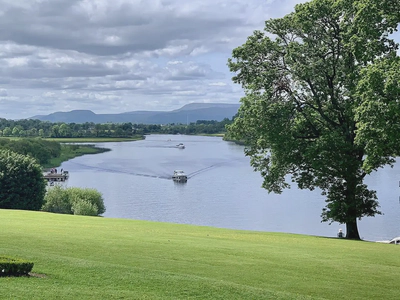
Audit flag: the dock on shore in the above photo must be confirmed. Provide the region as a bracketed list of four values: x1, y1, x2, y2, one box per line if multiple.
[43, 171, 69, 182]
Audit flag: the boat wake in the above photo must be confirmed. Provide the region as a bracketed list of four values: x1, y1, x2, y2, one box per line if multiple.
[69, 161, 171, 180]
[69, 157, 243, 181]
[187, 158, 242, 178]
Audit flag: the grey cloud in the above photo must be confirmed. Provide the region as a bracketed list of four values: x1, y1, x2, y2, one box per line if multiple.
[0, 0, 261, 56]
[0, 0, 320, 119]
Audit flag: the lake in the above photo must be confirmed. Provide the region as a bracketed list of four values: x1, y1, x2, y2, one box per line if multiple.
[59, 134, 400, 241]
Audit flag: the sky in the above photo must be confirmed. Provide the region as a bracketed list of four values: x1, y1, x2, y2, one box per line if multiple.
[0, 0, 398, 120]
[0, 0, 311, 119]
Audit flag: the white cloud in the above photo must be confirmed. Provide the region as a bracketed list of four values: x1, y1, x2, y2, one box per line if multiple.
[0, 0, 383, 119]
[209, 82, 227, 86]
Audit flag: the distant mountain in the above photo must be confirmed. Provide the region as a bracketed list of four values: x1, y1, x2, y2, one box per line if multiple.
[29, 103, 240, 124]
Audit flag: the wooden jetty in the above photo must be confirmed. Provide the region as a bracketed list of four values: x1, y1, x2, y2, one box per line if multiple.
[43, 171, 69, 182]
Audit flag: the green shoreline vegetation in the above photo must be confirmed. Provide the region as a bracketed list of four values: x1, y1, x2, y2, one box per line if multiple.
[1, 209, 399, 299]
[42, 136, 144, 168]
[44, 137, 144, 143]
[0, 136, 145, 169]
[43, 144, 110, 169]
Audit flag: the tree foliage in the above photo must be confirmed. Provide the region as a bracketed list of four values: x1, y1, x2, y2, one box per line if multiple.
[0, 118, 232, 137]
[0, 138, 61, 165]
[227, 0, 400, 239]
[0, 150, 46, 210]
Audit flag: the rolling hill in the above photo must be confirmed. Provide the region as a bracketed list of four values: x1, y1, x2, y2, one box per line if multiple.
[30, 103, 240, 124]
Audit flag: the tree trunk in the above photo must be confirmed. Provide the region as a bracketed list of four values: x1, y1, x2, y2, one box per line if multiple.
[346, 218, 361, 239]
[344, 159, 362, 240]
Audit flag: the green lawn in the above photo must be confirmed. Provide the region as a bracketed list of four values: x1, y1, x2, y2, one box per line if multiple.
[0, 209, 399, 299]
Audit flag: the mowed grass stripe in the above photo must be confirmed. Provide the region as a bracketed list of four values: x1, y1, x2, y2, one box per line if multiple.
[0, 209, 399, 299]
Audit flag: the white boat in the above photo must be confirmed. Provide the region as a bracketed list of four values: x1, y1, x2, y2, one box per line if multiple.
[376, 236, 400, 244]
[176, 143, 185, 149]
[172, 170, 188, 182]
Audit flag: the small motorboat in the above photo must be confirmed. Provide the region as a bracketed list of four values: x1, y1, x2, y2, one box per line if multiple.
[176, 143, 185, 149]
[172, 170, 188, 182]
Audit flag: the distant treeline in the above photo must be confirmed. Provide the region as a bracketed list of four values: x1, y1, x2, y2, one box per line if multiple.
[0, 118, 234, 138]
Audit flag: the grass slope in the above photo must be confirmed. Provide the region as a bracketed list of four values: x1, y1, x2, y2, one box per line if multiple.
[0, 210, 399, 299]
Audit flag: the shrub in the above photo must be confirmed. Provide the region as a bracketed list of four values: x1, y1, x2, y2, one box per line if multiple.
[72, 200, 98, 216]
[42, 187, 105, 216]
[0, 150, 46, 210]
[42, 185, 72, 214]
[0, 256, 34, 277]
[67, 187, 106, 215]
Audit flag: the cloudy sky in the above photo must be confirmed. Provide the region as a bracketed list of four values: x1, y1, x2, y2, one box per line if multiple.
[0, 0, 311, 119]
[0, 0, 397, 120]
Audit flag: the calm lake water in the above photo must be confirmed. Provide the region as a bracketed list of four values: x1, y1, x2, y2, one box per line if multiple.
[59, 134, 400, 242]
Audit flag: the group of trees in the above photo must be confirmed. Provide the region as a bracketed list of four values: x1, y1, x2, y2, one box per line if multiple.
[0, 118, 233, 138]
[0, 148, 106, 216]
[228, 0, 400, 239]
[0, 140, 106, 216]
[0, 119, 139, 138]
[0, 138, 61, 165]
[159, 119, 232, 135]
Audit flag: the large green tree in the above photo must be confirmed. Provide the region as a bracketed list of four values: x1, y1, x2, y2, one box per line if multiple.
[227, 0, 400, 239]
[0, 150, 46, 210]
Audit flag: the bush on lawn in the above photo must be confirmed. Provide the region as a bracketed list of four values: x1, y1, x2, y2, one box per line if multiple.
[42, 186, 105, 216]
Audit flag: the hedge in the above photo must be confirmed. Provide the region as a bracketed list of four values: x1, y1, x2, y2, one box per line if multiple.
[0, 256, 34, 276]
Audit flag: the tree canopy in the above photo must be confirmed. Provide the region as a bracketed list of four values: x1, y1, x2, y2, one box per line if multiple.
[0, 138, 61, 165]
[227, 0, 400, 239]
[0, 150, 46, 210]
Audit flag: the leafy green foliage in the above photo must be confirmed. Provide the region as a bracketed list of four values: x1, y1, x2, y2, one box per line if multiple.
[43, 144, 110, 168]
[0, 150, 46, 210]
[41, 186, 72, 214]
[0, 118, 233, 138]
[42, 186, 106, 216]
[67, 187, 106, 216]
[227, 0, 400, 239]
[71, 200, 99, 216]
[0, 117, 234, 139]
[355, 56, 400, 172]
[0, 138, 61, 165]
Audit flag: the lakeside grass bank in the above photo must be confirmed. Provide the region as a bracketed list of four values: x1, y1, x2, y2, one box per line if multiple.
[1, 209, 399, 299]
[43, 144, 110, 168]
